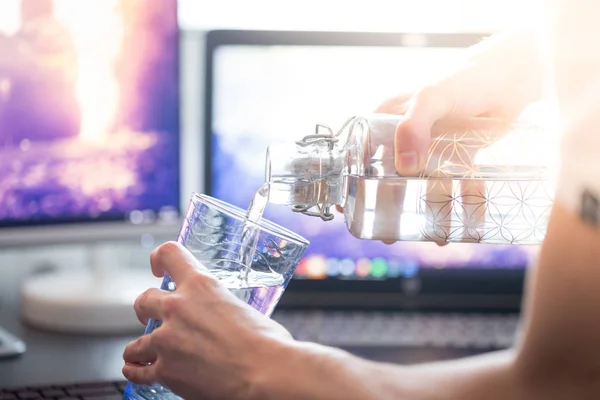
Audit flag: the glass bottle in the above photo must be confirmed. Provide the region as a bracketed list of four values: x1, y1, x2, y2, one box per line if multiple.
[265, 113, 557, 245]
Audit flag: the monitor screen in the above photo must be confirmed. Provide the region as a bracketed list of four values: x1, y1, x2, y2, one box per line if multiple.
[209, 43, 539, 280]
[0, 0, 179, 227]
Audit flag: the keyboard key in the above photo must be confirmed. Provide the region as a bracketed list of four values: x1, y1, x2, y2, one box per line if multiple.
[16, 392, 40, 399]
[40, 390, 65, 397]
[82, 396, 123, 400]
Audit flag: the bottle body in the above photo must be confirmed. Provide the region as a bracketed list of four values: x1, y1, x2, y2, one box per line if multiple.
[266, 114, 556, 244]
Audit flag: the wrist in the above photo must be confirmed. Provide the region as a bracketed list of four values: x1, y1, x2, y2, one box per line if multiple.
[249, 340, 376, 400]
[246, 338, 305, 400]
[249, 340, 327, 400]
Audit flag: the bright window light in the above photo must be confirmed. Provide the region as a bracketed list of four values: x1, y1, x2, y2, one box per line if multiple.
[178, 0, 541, 33]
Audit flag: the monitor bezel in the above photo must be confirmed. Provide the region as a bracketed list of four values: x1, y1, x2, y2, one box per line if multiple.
[203, 29, 526, 312]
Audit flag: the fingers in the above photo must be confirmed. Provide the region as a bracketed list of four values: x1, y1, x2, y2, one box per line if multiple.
[122, 362, 159, 385]
[123, 335, 158, 365]
[395, 86, 454, 176]
[460, 179, 487, 242]
[423, 179, 454, 243]
[134, 288, 170, 325]
[375, 93, 413, 114]
[122, 335, 161, 385]
[150, 241, 206, 284]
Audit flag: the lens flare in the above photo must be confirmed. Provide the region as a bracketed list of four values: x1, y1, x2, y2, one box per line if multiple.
[54, 0, 123, 142]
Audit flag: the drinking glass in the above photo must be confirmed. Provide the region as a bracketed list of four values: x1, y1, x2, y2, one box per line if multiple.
[124, 193, 309, 400]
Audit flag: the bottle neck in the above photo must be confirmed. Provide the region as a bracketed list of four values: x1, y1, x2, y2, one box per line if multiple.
[264, 141, 345, 211]
[263, 114, 402, 219]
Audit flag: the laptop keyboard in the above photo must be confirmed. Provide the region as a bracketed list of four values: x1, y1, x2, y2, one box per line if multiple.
[273, 310, 520, 349]
[0, 381, 127, 399]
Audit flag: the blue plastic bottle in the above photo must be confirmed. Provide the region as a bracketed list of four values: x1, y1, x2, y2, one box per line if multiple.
[122, 275, 179, 400]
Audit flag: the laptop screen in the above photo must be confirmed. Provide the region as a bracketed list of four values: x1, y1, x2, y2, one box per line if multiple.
[208, 40, 539, 281]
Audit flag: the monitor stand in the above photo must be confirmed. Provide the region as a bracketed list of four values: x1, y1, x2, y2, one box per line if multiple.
[20, 243, 162, 335]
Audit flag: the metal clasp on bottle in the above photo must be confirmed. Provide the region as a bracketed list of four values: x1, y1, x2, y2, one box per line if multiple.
[292, 116, 366, 221]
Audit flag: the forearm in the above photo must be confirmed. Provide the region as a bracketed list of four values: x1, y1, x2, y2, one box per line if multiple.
[261, 342, 519, 400]
[501, 3, 600, 397]
[512, 205, 600, 398]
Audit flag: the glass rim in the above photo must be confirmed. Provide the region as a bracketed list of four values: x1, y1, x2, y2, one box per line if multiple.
[191, 193, 310, 246]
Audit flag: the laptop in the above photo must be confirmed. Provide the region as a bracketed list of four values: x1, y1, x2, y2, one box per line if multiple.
[203, 29, 533, 363]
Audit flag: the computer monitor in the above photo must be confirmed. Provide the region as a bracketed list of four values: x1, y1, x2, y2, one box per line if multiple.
[0, 0, 181, 247]
[205, 30, 538, 311]
[0, 0, 181, 334]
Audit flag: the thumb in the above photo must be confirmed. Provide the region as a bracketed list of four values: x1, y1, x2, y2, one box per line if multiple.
[395, 86, 454, 175]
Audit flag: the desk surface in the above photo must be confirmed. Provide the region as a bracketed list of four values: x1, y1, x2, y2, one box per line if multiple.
[0, 271, 485, 389]
[0, 260, 140, 388]
[0, 319, 482, 390]
[0, 309, 484, 389]
[0, 297, 139, 388]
